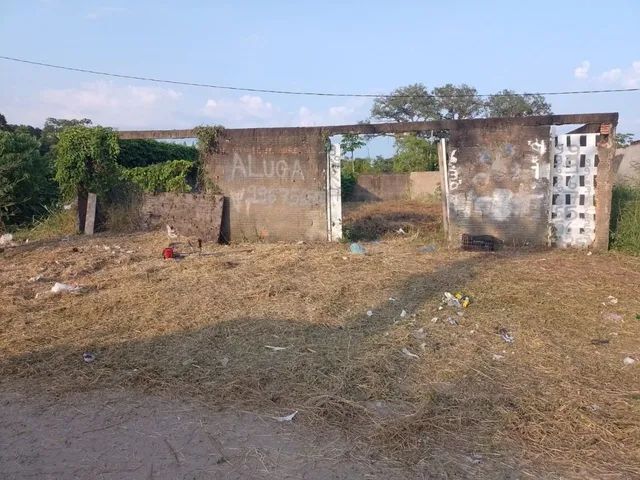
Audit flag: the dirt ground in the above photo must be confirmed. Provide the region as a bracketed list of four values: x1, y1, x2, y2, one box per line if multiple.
[0, 388, 409, 480]
[1, 201, 639, 479]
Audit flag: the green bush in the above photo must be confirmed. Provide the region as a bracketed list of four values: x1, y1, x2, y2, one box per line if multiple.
[55, 126, 120, 200]
[121, 159, 195, 193]
[0, 130, 57, 227]
[610, 185, 640, 254]
[117, 139, 198, 168]
[393, 134, 439, 172]
[341, 170, 357, 201]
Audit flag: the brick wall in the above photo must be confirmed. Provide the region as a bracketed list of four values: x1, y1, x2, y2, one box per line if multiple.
[446, 125, 551, 246]
[139, 193, 224, 241]
[204, 128, 327, 242]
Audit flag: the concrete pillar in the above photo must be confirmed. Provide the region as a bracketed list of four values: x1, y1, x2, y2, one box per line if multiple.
[593, 125, 616, 251]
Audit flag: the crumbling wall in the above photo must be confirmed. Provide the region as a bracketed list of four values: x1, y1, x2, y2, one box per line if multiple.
[205, 129, 327, 242]
[140, 193, 224, 241]
[446, 125, 551, 246]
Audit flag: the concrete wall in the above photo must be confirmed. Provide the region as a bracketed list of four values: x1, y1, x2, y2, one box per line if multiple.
[351, 172, 440, 201]
[409, 171, 441, 199]
[139, 193, 224, 241]
[615, 142, 640, 185]
[446, 125, 552, 246]
[205, 129, 327, 242]
[351, 174, 409, 201]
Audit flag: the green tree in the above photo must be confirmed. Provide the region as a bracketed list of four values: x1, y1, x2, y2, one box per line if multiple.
[55, 125, 120, 200]
[0, 130, 56, 226]
[433, 83, 485, 119]
[485, 90, 552, 117]
[370, 84, 553, 122]
[615, 133, 635, 147]
[340, 133, 367, 174]
[371, 83, 440, 122]
[42, 117, 92, 155]
[393, 134, 438, 172]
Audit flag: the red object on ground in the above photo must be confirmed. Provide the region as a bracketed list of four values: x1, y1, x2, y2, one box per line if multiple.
[162, 247, 174, 259]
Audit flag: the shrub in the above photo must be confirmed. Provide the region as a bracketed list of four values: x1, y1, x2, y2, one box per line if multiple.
[610, 185, 640, 254]
[55, 126, 120, 200]
[0, 130, 57, 227]
[121, 159, 195, 193]
[117, 139, 198, 168]
[341, 170, 357, 201]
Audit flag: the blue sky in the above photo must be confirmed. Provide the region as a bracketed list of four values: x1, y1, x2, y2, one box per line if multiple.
[1, 0, 639, 146]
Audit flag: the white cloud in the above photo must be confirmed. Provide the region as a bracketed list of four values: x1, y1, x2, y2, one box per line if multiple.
[29, 81, 184, 129]
[295, 100, 366, 127]
[599, 61, 640, 87]
[203, 95, 275, 123]
[296, 106, 323, 126]
[573, 60, 590, 79]
[600, 68, 622, 83]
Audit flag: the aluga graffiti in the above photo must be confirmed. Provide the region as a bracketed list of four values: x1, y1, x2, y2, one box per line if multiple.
[230, 153, 305, 181]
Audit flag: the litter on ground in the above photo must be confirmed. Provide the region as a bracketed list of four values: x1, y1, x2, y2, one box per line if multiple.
[51, 282, 83, 294]
[499, 328, 515, 344]
[349, 243, 365, 255]
[264, 345, 288, 351]
[273, 411, 298, 422]
[82, 352, 96, 363]
[401, 347, 420, 359]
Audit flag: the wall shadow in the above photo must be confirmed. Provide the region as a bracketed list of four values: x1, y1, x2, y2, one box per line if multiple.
[0, 254, 532, 477]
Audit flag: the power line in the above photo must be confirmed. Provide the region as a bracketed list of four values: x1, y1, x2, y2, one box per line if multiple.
[2, 54, 639, 99]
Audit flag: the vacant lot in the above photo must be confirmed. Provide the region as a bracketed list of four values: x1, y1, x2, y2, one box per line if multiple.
[1, 202, 639, 479]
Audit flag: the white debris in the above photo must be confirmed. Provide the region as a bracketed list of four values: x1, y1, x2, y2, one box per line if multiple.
[396, 228, 406, 235]
[492, 354, 505, 361]
[401, 347, 420, 359]
[500, 329, 515, 344]
[623, 356, 636, 366]
[0, 233, 14, 246]
[264, 345, 288, 351]
[273, 410, 298, 422]
[607, 296, 618, 305]
[366, 310, 373, 317]
[430, 317, 438, 323]
[587, 251, 593, 256]
[28, 274, 44, 283]
[443, 292, 461, 308]
[166, 224, 178, 239]
[412, 328, 426, 340]
[388, 297, 397, 302]
[220, 357, 229, 367]
[400, 309, 407, 318]
[51, 282, 83, 294]
[82, 352, 95, 363]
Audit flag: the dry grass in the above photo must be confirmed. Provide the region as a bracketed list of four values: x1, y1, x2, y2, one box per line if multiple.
[1, 201, 640, 478]
[12, 208, 76, 242]
[343, 199, 443, 242]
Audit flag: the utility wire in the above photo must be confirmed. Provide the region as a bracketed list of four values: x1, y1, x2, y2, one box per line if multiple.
[2, 54, 639, 99]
